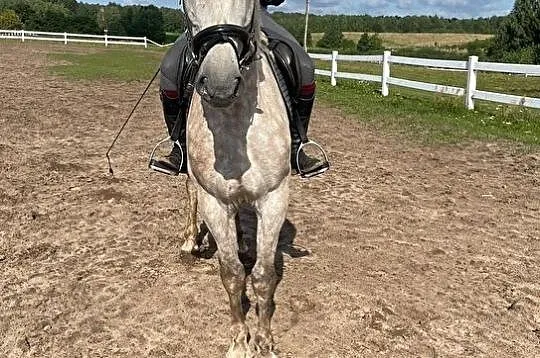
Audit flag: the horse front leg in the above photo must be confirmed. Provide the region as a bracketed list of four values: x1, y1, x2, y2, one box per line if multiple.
[181, 176, 199, 253]
[198, 190, 251, 358]
[252, 178, 289, 357]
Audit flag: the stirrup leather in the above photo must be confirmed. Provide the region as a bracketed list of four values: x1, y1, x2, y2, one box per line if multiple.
[148, 137, 185, 176]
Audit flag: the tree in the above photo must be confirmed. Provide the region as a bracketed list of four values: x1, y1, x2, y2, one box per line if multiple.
[98, 5, 125, 35]
[0, 9, 22, 29]
[72, 5, 100, 34]
[356, 32, 383, 53]
[43, 0, 77, 13]
[161, 7, 183, 33]
[288, 24, 312, 47]
[316, 20, 343, 49]
[489, 0, 540, 63]
[120, 5, 165, 43]
[140, 5, 166, 43]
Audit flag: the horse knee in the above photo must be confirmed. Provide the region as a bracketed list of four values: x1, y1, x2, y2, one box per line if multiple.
[220, 260, 246, 293]
[251, 264, 277, 294]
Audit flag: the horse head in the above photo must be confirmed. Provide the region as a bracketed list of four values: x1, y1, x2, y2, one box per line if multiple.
[183, 0, 259, 107]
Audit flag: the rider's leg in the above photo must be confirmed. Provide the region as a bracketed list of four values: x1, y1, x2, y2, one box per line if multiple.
[152, 36, 189, 175]
[260, 10, 327, 175]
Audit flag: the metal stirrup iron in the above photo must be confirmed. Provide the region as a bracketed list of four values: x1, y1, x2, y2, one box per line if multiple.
[148, 109, 186, 176]
[148, 137, 185, 176]
[293, 117, 330, 179]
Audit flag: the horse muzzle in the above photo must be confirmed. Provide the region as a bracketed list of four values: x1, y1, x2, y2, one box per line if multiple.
[196, 74, 243, 107]
[195, 45, 244, 107]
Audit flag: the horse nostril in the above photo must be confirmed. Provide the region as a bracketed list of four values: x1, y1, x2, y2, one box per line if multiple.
[196, 76, 209, 95]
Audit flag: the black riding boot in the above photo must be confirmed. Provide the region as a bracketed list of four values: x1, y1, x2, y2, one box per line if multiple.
[150, 90, 188, 175]
[290, 87, 328, 176]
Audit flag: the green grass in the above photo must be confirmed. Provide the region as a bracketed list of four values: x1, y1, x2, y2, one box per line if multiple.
[48, 47, 166, 82]
[316, 77, 540, 147]
[46, 46, 540, 147]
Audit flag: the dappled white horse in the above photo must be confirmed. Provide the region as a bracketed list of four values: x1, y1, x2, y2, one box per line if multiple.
[181, 0, 290, 356]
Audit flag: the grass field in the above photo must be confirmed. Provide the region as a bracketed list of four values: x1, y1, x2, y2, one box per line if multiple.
[48, 47, 165, 82]
[317, 77, 540, 146]
[312, 32, 494, 49]
[47, 44, 539, 147]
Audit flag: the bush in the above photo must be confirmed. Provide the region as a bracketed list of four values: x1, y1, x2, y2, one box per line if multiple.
[356, 33, 383, 53]
[341, 38, 356, 52]
[499, 47, 538, 64]
[0, 9, 22, 29]
[392, 47, 469, 61]
[465, 38, 493, 57]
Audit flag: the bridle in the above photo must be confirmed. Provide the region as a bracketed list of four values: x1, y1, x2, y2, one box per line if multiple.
[183, 3, 258, 73]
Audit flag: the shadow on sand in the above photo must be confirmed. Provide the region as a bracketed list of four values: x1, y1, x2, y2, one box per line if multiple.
[193, 205, 310, 276]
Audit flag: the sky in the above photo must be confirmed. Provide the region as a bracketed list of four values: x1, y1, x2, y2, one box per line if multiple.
[86, 0, 515, 19]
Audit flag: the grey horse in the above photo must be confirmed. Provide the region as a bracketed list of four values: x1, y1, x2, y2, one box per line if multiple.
[181, 0, 290, 356]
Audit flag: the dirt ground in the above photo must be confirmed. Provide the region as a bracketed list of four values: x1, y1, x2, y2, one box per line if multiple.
[1, 43, 539, 358]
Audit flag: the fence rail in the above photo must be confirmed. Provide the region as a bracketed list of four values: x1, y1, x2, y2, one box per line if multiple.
[311, 50, 540, 110]
[0, 29, 166, 48]
[2, 29, 538, 110]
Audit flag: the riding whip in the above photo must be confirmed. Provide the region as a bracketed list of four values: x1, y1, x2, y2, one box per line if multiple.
[106, 67, 161, 175]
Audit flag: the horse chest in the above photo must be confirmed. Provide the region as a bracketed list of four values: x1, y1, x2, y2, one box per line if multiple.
[193, 169, 274, 205]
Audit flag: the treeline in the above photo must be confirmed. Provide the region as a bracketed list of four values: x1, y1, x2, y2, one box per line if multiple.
[2, 0, 535, 64]
[272, 13, 505, 36]
[0, 1, 505, 45]
[306, 0, 540, 65]
[0, 0, 182, 43]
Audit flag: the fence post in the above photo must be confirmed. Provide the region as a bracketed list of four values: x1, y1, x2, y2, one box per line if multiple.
[104, 31, 108, 47]
[64, 32, 67, 45]
[465, 55, 478, 110]
[21, 29, 25, 43]
[331, 50, 338, 86]
[382, 50, 391, 97]
[144, 36, 148, 48]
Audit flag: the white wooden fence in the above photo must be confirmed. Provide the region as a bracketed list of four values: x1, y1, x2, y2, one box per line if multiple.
[310, 50, 540, 110]
[2, 29, 538, 110]
[0, 29, 165, 48]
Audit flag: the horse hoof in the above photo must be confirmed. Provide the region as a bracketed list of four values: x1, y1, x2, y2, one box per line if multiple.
[252, 334, 277, 358]
[180, 239, 198, 254]
[253, 348, 278, 358]
[226, 342, 254, 358]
